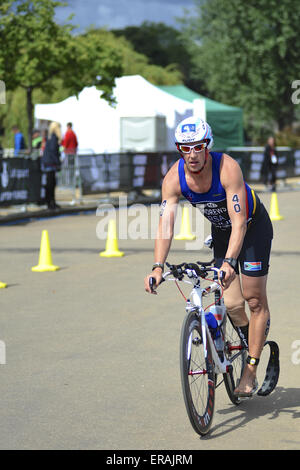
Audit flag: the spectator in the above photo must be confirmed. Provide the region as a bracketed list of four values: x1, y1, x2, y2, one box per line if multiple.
[32, 129, 42, 149]
[31, 129, 42, 159]
[12, 125, 26, 156]
[41, 129, 48, 154]
[62, 122, 78, 186]
[41, 122, 62, 210]
[263, 136, 278, 191]
[62, 122, 78, 155]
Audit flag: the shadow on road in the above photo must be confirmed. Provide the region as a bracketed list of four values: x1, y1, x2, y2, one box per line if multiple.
[201, 387, 300, 440]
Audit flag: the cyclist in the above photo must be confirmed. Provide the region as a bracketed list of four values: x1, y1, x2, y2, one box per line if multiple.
[144, 116, 273, 397]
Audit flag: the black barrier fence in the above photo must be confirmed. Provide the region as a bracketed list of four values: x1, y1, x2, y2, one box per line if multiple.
[228, 147, 298, 182]
[77, 148, 300, 195]
[78, 153, 178, 195]
[1, 148, 300, 206]
[0, 157, 45, 206]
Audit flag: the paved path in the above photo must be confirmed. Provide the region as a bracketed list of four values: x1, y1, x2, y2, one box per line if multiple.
[0, 190, 299, 449]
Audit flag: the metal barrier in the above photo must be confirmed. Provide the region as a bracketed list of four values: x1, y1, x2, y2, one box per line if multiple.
[56, 154, 80, 203]
[57, 154, 76, 188]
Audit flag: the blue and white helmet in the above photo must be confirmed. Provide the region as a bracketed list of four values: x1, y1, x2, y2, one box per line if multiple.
[175, 117, 214, 149]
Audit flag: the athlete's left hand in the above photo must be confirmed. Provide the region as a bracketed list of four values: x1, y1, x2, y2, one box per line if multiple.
[219, 263, 236, 289]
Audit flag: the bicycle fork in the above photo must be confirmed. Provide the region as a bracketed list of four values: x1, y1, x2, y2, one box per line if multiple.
[185, 299, 232, 376]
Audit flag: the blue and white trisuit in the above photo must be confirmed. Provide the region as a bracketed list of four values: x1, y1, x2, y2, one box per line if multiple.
[178, 152, 273, 276]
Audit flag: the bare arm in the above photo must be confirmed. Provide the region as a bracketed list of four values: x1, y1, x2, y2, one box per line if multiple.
[219, 154, 248, 287]
[144, 163, 181, 293]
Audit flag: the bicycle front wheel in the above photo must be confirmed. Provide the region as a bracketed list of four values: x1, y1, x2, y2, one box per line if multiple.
[180, 311, 216, 436]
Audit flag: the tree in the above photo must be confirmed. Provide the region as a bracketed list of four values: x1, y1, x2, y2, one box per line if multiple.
[112, 21, 207, 94]
[0, 0, 123, 151]
[86, 28, 183, 86]
[0, 26, 183, 148]
[181, 0, 300, 140]
[113, 22, 187, 68]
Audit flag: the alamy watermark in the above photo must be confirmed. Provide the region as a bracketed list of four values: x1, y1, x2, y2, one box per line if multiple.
[291, 340, 300, 365]
[0, 340, 6, 364]
[0, 80, 6, 104]
[96, 196, 205, 250]
[291, 80, 300, 104]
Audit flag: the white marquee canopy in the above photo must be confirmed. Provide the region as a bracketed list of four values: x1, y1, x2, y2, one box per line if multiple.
[34, 75, 201, 153]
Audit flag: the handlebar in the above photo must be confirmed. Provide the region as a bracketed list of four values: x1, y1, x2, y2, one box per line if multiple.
[165, 259, 217, 280]
[149, 259, 225, 293]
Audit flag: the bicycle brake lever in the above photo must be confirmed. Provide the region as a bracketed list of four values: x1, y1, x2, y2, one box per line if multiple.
[165, 262, 184, 280]
[185, 263, 202, 276]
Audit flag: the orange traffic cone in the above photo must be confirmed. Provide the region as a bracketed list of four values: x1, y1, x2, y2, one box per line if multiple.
[269, 192, 283, 221]
[100, 219, 124, 257]
[31, 230, 60, 272]
[175, 206, 196, 240]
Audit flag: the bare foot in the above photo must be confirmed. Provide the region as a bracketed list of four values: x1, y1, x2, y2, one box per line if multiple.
[234, 364, 258, 397]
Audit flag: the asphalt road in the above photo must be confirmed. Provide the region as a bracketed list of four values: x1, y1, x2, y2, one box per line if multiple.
[0, 190, 299, 450]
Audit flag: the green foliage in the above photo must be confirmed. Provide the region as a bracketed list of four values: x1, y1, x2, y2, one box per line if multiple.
[113, 21, 187, 70]
[63, 28, 123, 104]
[181, 0, 300, 141]
[0, 0, 74, 90]
[0, 83, 71, 148]
[0, 5, 184, 148]
[0, 88, 28, 148]
[274, 126, 300, 147]
[0, 0, 123, 149]
[86, 28, 183, 85]
[112, 21, 206, 93]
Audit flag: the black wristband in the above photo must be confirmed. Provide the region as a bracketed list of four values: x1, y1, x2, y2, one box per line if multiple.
[152, 263, 164, 272]
[223, 257, 237, 269]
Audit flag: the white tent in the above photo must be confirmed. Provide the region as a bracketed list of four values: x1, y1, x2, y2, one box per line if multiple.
[35, 75, 198, 154]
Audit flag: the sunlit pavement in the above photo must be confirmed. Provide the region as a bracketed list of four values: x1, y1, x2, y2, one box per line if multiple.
[0, 190, 299, 450]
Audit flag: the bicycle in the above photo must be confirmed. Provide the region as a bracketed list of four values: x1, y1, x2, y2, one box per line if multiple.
[149, 259, 280, 436]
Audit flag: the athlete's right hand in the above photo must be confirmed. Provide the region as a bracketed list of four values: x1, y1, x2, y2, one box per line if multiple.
[219, 262, 236, 289]
[144, 270, 163, 294]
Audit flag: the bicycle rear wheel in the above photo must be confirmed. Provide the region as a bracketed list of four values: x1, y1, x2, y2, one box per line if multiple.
[223, 315, 247, 405]
[180, 311, 216, 436]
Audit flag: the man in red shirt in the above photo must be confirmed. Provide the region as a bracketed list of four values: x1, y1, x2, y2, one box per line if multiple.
[62, 122, 78, 155]
[62, 122, 78, 187]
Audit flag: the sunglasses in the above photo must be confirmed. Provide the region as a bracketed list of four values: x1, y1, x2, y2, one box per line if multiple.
[177, 142, 207, 153]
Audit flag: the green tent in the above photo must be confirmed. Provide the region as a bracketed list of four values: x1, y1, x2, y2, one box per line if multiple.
[157, 85, 244, 150]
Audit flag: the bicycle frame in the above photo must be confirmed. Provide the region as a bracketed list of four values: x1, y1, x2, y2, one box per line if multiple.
[185, 280, 232, 375]
[162, 265, 233, 375]
[155, 261, 280, 436]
